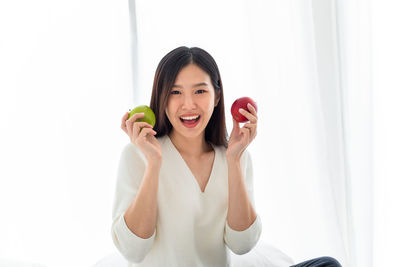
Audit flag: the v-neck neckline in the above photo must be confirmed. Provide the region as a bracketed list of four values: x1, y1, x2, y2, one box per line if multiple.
[166, 135, 217, 194]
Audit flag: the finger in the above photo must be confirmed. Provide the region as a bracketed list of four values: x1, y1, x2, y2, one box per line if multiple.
[127, 112, 145, 123]
[239, 108, 257, 124]
[240, 127, 250, 136]
[122, 112, 129, 121]
[125, 113, 146, 133]
[121, 112, 130, 133]
[125, 113, 145, 131]
[137, 127, 157, 140]
[241, 126, 250, 133]
[243, 123, 257, 140]
[133, 121, 154, 129]
[240, 127, 251, 141]
[243, 123, 257, 131]
[232, 116, 240, 130]
[126, 118, 133, 139]
[247, 103, 258, 115]
[133, 122, 154, 139]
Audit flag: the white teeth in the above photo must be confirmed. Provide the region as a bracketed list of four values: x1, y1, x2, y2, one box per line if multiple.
[180, 115, 200, 120]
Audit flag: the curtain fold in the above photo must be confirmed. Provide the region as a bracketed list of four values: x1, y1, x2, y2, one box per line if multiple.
[311, 1, 360, 266]
[128, 0, 139, 106]
[370, 1, 400, 266]
[127, 1, 394, 266]
[334, 0, 374, 266]
[129, 0, 348, 264]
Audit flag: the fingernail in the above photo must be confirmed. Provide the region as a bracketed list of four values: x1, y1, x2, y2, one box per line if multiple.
[239, 108, 244, 113]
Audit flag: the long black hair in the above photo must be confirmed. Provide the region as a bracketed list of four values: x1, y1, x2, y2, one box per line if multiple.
[149, 46, 228, 147]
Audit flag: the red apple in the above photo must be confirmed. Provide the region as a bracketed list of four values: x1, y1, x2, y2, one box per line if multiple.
[230, 97, 257, 122]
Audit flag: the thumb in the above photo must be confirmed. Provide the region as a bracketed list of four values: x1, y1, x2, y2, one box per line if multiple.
[232, 116, 240, 131]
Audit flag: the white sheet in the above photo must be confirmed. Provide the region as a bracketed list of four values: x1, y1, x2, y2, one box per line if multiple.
[93, 240, 294, 267]
[0, 259, 47, 267]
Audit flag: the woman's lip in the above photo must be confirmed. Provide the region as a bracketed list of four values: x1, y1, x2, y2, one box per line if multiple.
[179, 115, 201, 121]
[179, 113, 200, 117]
[180, 115, 201, 128]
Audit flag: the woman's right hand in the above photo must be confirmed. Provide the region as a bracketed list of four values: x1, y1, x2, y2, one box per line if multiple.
[121, 112, 162, 162]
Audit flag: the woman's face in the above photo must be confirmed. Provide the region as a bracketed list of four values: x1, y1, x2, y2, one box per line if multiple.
[165, 63, 219, 140]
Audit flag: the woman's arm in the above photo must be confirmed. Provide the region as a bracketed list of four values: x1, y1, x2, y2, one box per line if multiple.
[225, 103, 258, 230]
[226, 157, 257, 231]
[123, 160, 161, 239]
[111, 144, 161, 263]
[224, 150, 262, 255]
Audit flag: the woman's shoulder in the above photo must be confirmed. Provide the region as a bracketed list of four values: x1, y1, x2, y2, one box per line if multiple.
[120, 142, 146, 165]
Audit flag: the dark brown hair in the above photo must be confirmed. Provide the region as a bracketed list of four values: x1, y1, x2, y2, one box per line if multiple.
[149, 46, 228, 147]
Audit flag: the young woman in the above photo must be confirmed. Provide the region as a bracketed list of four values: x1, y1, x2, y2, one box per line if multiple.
[112, 46, 341, 267]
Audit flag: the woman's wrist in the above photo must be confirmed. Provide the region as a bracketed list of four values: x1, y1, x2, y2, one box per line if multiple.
[147, 157, 162, 169]
[226, 153, 241, 165]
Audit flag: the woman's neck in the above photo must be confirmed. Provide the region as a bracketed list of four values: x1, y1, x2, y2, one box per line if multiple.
[168, 130, 212, 157]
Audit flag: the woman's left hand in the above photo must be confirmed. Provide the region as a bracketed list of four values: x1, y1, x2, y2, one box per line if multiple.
[226, 103, 258, 161]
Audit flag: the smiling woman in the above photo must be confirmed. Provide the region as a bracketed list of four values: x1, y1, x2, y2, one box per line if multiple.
[113, 46, 342, 267]
[115, 46, 262, 266]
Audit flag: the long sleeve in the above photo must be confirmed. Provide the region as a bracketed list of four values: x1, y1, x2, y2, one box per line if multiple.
[224, 150, 263, 255]
[111, 143, 156, 263]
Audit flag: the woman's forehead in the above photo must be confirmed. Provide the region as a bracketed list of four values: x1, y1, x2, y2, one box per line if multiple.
[175, 64, 210, 80]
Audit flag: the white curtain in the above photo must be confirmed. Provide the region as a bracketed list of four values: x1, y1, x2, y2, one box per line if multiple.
[333, 1, 374, 266]
[312, 0, 374, 266]
[369, 0, 400, 266]
[128, 0, 398, 266]
[0, 1, 132, 266]
[129, 0, 348, 264]
[1, 0, 399, 266]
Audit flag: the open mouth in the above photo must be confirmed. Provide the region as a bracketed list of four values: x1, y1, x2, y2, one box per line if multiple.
[179, 115, 200, 128]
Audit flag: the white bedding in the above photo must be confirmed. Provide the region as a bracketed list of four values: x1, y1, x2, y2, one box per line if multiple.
[0, 259, 47, 267]
[93, 240, 294, 267]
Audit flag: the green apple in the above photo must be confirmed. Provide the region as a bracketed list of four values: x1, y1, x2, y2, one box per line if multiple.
[128, 105, 156, 127]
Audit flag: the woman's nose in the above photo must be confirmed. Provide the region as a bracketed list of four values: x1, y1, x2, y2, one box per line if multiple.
[182, 95, 196, 109]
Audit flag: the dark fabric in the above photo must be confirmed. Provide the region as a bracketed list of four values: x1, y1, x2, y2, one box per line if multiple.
[290, 256, 342, 267]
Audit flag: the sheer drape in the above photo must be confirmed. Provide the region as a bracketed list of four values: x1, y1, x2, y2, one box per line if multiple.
[333, 1, 374, 266]
[0, 1, 132, 266]
[370, 0, 400, 266]
[129, 0, 350, 265]
[1, 0, 397, 266]
[128, 0, 400, 266]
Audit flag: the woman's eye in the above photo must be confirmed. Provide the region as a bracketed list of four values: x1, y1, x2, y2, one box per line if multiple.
[195, 89, 206, 94]
[170, 90, 180, 95]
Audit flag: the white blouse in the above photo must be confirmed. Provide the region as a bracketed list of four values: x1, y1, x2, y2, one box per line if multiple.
[111, 135, 262, 267]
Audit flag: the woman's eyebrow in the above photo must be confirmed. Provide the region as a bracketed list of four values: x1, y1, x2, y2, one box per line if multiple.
[172, 82, 209, 88]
